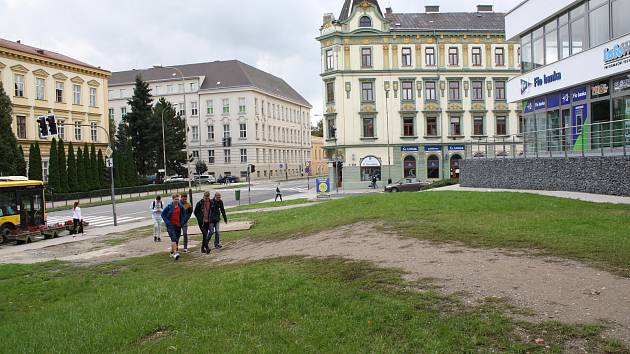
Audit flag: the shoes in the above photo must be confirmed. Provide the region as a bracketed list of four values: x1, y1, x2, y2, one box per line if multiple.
[215, 244, 223, 249]
[154, 237, 157, 242]
[157, 238, 162, 242]
[183, 249, 189, 253]
[174, 252, 180, 260]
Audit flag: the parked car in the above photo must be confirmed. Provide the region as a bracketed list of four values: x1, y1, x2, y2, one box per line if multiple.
[216, 176, 239, 184]
[384, 178, 430, 193]
[165, 175, 186, 183]
[195, 175, 216, 184]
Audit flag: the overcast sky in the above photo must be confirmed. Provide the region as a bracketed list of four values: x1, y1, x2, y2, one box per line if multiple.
[0, 0, 521, 123]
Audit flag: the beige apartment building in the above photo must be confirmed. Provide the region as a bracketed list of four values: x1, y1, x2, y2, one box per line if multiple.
[318, 0, 523, 189]
[0, 38, 111, 179]
[310, 135, 329, 176]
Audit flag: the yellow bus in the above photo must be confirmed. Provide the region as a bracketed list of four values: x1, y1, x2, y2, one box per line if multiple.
[0, 178, 46, 244]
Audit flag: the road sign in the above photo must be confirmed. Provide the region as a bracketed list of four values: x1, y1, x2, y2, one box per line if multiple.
[305, 167, 311, 174]
[104, 146, 114, 159]
[305, 161, 311, 167]
[105, 157, 113, 168]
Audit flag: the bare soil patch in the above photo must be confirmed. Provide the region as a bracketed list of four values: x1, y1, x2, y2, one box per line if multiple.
[210, 222, 630, 344]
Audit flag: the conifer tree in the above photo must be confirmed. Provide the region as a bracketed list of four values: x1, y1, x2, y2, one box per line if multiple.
[28, 144, 36, 179]
[97, 149, 105, 189]
[28, 143, 43, 181]
[48, 138, 60, 192]
[0, 83, 20, 176]
[77, 147, 86, 191]
[16, 145, 27, 177]
[89, 144, 98, 190]
[83, 144, 92, 190]
[67, 143, 78, 192]
[33, 142, 43, 181]
[124, 75, 157, 176]
[57, 139, 68, 193]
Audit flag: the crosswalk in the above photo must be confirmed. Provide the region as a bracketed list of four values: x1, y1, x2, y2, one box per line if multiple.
[46, 215, 146, 227]
[214, 187, 309, 193]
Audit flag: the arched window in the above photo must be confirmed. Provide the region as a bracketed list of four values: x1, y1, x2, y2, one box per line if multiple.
[359, 16, 372, 28]
[450, 154, 462, 179]
[427, 155, 440, 179]
[403, 156, 417, 178]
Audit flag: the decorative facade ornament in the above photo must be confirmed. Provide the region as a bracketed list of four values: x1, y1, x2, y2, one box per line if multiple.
[448, 102, 463, 111]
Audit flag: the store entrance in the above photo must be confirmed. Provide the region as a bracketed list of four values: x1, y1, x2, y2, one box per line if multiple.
[591, 99, 611, 149]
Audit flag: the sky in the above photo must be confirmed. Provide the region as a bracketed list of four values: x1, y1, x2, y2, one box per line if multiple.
[0, 0, 521, 124]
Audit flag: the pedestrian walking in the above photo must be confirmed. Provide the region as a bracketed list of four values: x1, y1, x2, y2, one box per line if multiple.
[194, 191, 213, 254]
[275, 184, 283, 202]
[208, 192, 228, 249]
[180, 194, 194, 253]
[71, 201, 83, 236]
[150, 195, 164, 242]
[371, 175, 377, 189]
[161, 194, 187, 261]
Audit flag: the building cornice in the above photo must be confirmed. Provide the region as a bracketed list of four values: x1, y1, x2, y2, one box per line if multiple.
[0, 47, 110, 78]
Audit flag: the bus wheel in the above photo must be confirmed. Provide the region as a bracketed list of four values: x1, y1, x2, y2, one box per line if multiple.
[0, 226, 11, 244]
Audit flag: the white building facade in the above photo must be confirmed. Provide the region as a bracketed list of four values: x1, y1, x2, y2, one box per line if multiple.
[506, 0, 630, 155]
[109, 61, 312, 180]
[318, 0, 523, 189]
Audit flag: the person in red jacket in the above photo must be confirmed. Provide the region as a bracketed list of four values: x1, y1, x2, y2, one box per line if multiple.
[161, 194, 187, 260]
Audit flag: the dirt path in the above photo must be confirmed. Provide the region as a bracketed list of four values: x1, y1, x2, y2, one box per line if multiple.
[210, 222, 630, 343]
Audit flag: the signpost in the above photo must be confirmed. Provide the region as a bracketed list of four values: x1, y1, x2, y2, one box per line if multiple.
[316, 176, 331, 199]
[305, 161, 311, 190]
[104, 145, 117, 226]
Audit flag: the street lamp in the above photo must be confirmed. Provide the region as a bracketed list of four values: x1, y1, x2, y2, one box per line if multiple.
[161, 107, 168, 180]
[384, 81, 392, 184]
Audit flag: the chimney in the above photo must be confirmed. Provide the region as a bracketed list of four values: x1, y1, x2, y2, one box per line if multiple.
[385, 7, 393, 14]
[16, 40, 21, 44]
[477, 5, 493, 12]
[425, 5, 440, 13]
[37, 49, 45, 55]
[323, 13, 335, 25]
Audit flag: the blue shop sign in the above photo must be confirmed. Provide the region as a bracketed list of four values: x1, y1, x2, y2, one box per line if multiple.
[572, 87, 587, 102]
[561, 91, 571, 105]
[524, 100, 534, 113]
[401, 146, 419, 152]
[534, 97, 546, 111]
[448, 145, 465, 151]
[424, 145, 442, 152]
[547, 93, 560, 108]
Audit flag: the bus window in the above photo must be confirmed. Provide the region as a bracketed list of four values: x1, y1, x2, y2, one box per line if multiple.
[18, 190, 45, 227]
[0, 190, 18, 217]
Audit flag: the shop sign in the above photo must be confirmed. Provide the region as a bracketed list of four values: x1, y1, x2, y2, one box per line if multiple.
[401, 146, 419, 152]
[572, 87, 587, 102]
[604, 40, 630, 70]
[613, 77, 630, 92]
[591, 83, 609, 97]
[360, 156, 381, 167]
[534, 97, 546, 111]
[524, 100, 534, 113]
[424, 145, 442, 152]
[561, 91, 571, 105]
[448, 145, 465, 151]
[547, 93, 560, 108]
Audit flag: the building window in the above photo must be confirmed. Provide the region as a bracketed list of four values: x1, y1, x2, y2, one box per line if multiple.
[404, 156, 417, 178]
[208, 125, 214, 140]
[361, 48, 372, 68]
[425, 81, 436, 101]
[14, 74, 24, 97]
[224, 149, 231, 164]
[521, 33, 533, 72]
[427, 155, 440, 179]
[425, 47, 436, 66]
[359, 16, 372, 27]
[191, 102, 198, 116]
[589, 0, 610, 48]
[90, 122, 97, 142]
[16, 115, 26, 139]
[518, 115, 524, 134]
[207, 100, 213, 114]
[190, 82, 197, 92]
[403, 117, 414, 137]
[222, 99, 230, 113]
[532, 27, 545, 69]
[42, 161, 48, 182]
[121, 107, 127, 118]
[239, 97, 246, 113]
[327, 117, 336, 139]
[495, 48, 505, 66]
[613, 0, 630, 37]
[448, 81, 461, 101]
[473, 116, 485, 136]
[167, 85, 173, 94]
[58, 120, 65, 140]
[208, 150, 215, 164]
[361, 81, 374, 102]
[471, 81, 484, 100]
[559, 14, 570, 60]
[570, 4, 586, 55]
[495, 81, 506, 100]
[544, 20, 559, 65]
[362, 116, 375, 138]
[74, 121, 82, 141]
[89, 87, 97, 107]
[178, 84, 184, 93]
[178, 103, 185, 117]
[450, 116, 462, 136]
[326, 81, 335, 103]
[73, 84, 81, 105]
[223, 124, 230, 138]
[240, 123, 247, 138]
[401, 47, 412, 66]
[426, 116, 438, 136]
[448, 47, 459, 66]
[496, 116, 507, 136]
[240, 149, 248, 163]
[326, 49, 334, 70]
[191, 126, 199, 141]
[56, 82, 64, 102]
[192, 150, 199, 159]
[401, 81, 414, 101]
[471, 47, 482, 66]
[36, 78, 45, 100]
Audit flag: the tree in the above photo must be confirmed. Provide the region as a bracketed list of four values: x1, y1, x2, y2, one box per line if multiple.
[66, 143, 78, 192]
[0, 83, 20, 176]
[115, 121, 130, 188]
[15, 146, 27, 177]
[97, 149, 105, 189]
[154, 98, 186, 176]
[124, 75, 157, 176]
[311, 119, 324, 138]
[195, 160, 208, 175]
[28, 143, 43, 181]
[77, 147, 86, 191]
[48, 138, 60, 192]
[90, 144, 98, 190]
[124, 144, 138, 186]
[83, 144, 94, 190]
[57, 139, 68, 193]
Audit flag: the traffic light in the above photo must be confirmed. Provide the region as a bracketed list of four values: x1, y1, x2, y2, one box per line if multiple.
[37, 116, 48, 137]
[189, 153, 194, 163]
[46, 115, 58, 136]
[249, 164, 256, 173]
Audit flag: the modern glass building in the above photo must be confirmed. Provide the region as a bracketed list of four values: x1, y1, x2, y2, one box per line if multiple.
[506, 0, 630, 155]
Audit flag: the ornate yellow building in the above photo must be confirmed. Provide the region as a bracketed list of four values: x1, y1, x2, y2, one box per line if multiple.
[310, 135, 329, 177]
[0, 38, 110, 179]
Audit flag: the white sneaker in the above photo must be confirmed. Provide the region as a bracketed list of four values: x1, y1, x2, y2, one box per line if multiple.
[174, 252, 180, 260]
[183, 249, 189, 253]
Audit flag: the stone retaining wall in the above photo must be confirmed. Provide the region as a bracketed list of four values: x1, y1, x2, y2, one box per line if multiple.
[460, 156, 630, 197]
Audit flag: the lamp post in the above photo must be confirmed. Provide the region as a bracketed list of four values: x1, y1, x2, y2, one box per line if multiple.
[161, 107, 168, 180]
[384, 81, 392, 184]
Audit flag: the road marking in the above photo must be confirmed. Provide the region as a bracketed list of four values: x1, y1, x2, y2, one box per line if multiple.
[47, 215, 147, 227]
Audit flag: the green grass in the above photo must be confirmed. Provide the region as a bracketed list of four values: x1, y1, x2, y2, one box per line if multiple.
[0, 256, 619, 353]
[229, 198, 318, 213]
[227, 192, 630, 274]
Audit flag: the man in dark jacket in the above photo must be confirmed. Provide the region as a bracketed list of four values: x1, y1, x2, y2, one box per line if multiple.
[209, 192, 228, 249]
[194, 191, 213, 254]
[180, 194, 194, 253]
[161, 194, 188, 260]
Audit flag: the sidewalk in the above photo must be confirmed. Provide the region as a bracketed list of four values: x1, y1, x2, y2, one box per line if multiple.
[430, 184, 630, 205]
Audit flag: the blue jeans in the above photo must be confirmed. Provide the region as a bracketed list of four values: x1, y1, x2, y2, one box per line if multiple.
[167, 224, 182, 244]
[209, 221, 221, 247]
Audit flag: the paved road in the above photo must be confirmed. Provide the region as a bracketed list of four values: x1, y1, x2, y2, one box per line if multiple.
[46, 179, 313, 227]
